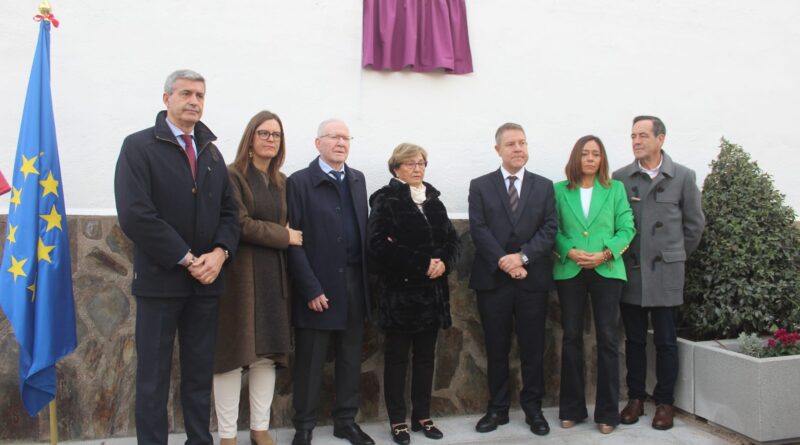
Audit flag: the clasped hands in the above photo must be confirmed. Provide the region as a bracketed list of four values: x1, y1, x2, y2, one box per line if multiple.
[498, 253, 527, 280]
[567, 248, 606, 269]
[183, 247, 226, 285]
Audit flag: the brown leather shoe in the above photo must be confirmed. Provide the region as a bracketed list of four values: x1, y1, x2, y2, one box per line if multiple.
[652, 404, 674, 430]
[250, 429, 276, 445]
[620, 399, 645, 425]
[220, 438, 237, 445]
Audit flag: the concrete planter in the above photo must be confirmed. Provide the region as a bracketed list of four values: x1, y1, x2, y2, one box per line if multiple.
[645, 332, 697, 413]
[693, 339, 800, 443]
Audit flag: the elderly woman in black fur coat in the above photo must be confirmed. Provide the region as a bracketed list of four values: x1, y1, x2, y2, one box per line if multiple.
[367, 143, 460, 445]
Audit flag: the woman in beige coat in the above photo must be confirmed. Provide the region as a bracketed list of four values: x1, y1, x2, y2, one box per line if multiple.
[213, 111, 302, 445]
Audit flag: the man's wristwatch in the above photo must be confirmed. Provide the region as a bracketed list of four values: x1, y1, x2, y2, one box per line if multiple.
[222, 249, 230, 261]
[519, 252, 530, 265]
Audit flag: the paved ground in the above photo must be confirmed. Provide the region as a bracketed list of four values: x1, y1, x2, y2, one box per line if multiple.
[39, 404, 749, 445]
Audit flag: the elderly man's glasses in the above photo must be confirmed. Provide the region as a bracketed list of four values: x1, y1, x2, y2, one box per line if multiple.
[401, 161, 428, 169]
[256, 130, 282, 140]
[320, 134, 354, 142]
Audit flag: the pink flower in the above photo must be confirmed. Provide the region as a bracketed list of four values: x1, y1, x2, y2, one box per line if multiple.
[767, 338, 777, 348]
[782, 333, 800, 346]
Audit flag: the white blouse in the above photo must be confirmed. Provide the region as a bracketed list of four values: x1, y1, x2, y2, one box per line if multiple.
[580, 186, 593, 220]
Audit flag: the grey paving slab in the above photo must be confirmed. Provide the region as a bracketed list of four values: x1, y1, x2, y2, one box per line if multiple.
[26, 405, 737, 445]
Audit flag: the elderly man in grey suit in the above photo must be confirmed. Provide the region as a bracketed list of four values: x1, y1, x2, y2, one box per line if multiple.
[612, 116, 705, 431]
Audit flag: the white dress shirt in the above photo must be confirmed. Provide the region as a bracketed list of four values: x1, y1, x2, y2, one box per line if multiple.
[500, 165, 524, 197]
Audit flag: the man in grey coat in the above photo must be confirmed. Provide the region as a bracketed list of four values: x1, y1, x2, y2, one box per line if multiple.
[612, 116, 705, 431]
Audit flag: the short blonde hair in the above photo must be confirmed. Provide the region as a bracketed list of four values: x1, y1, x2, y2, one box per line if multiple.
[387, 143, 428, 177]
[495, 122, 525, 145]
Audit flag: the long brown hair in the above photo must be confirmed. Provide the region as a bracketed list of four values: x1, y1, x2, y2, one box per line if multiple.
[232, 110, 286, 189]
[565, 135, 610, 190]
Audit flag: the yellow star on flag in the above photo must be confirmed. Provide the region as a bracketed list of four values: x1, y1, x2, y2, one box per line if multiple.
[20, 154, 39, 180]
[9, 186, 22, 210]
[40, 205, 63, 232]
[39, 171, 59, 198]
[8, 255, 28, 282]
[7, 224, 18, 244]
[27, 283, 37, 302]
[38, 237, 56, 263]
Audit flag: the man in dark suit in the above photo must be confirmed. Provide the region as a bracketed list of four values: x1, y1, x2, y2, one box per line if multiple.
[468, 122, 558, 436]
[114, 69, 240, 445]
[286, 119, 374, 445]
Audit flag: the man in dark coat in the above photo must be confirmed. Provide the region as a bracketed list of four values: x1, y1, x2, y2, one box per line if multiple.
[114, 69, 239, 445]
[613, 116, 705, 430]
[468, 122, 558, 436]
[286, 119, 374, 445]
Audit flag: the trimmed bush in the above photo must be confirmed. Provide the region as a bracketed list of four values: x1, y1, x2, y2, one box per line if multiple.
[683, 138, 800, 339]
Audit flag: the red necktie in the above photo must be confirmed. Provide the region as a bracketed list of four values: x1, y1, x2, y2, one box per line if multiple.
[180, 134, 197, 179]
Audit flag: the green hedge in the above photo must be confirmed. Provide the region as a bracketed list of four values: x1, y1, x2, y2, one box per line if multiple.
[683, 139, 800, 339]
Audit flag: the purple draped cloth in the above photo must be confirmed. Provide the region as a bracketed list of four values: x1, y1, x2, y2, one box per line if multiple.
[362, 0, 473, 74]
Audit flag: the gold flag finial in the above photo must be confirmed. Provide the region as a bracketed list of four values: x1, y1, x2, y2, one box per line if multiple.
[38, 0, 51, 15]
[34, 0, 60, 27]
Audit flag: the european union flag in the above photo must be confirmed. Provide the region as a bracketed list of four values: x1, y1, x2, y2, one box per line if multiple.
[0, 20, 77, 417]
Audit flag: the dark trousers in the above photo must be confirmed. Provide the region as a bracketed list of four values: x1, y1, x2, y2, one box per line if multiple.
[135, 295, 220, 445]
[383, 329, 439, 424]
[477, 285, 548, 416]
[620, 303, 679, 405]
[292, 266, 365, 431]
[556, 270, 623, 425]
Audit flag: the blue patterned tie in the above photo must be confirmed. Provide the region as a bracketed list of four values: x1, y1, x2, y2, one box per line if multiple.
[330, 170, 343, 183]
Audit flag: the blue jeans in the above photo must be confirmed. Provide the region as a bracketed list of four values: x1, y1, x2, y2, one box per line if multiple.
[620, 303, 679, 405]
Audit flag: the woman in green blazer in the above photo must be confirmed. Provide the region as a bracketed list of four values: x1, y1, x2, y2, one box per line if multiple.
[553, 135, 635, 434]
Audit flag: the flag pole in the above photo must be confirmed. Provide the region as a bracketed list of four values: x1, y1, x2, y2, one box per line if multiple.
[39, 2, 58, 444]
[49, 401, 58, 445]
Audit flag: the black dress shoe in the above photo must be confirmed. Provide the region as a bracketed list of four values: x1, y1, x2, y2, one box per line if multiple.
[475, 412, 510, 433]
[333, 423, 375, 445]
[526, 412, 550, 436]
[292, 429, 313, 445]
[390, 423, 410, 445]
[412, 419, 444, 439]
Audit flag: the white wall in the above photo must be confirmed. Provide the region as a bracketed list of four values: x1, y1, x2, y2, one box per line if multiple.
[1, 0, 798, 217]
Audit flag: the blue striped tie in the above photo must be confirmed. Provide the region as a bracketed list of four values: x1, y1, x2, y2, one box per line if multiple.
[508, 175, 519, 214]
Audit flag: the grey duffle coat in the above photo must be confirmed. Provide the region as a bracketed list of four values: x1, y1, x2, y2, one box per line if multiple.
[613, 151, 705, 307]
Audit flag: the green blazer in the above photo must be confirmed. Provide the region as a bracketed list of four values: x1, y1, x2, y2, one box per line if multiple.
[553, 178, 635, 281]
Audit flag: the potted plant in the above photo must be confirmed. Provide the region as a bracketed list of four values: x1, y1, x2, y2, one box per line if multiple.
[679, 139, 800, 443]
[693, 327, 800, 442]
[737, 328, 800, 358]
